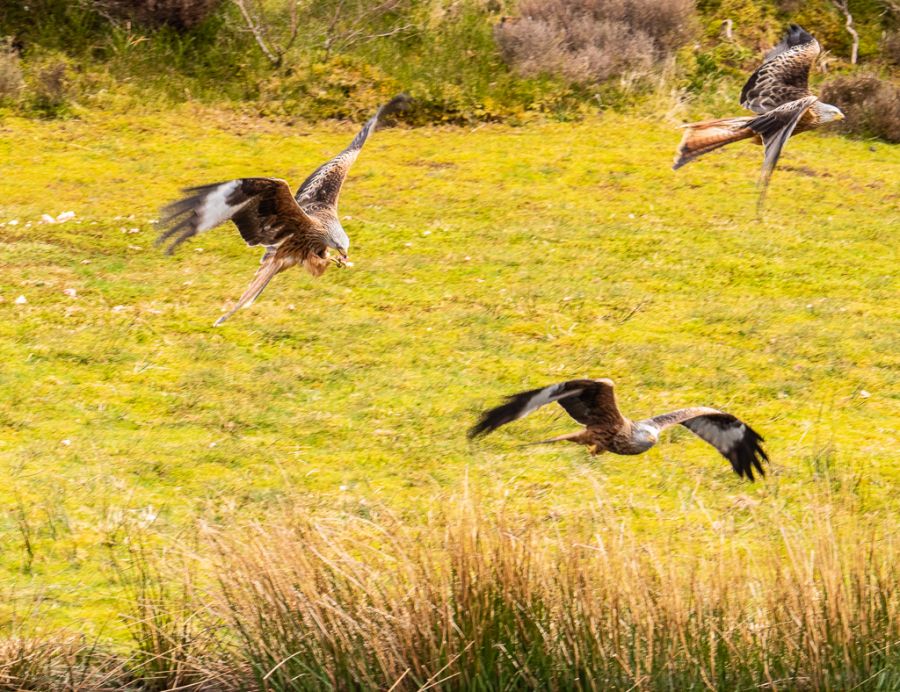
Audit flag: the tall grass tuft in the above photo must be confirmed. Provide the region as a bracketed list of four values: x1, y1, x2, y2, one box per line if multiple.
[209, 493, 900, 690]
[119, 544, 227, 690]
[0, 630, 124, 690]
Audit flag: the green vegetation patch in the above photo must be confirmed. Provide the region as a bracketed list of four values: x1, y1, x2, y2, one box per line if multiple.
[0, 109, 897, 643]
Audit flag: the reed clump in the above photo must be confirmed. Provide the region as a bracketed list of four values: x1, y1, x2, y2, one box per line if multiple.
[208, 496, 899, 690]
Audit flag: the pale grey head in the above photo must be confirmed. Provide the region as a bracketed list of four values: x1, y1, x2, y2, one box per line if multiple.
[325, 220, 350, 263]
[814, 102, 845, 123]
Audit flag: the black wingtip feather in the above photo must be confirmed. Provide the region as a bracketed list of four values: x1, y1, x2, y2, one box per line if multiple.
[730, 427, 769, 481]
[467, 387, 548, 440]
[380, 93, 412, 119]
[784, 24, 814, 47]
[468, 394, 523, 439]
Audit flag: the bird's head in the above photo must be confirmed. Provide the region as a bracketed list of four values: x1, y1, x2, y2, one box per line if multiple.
[635, 423, 660, 446]
[325, 222, 350, 267]
[818, 103, 845, 123]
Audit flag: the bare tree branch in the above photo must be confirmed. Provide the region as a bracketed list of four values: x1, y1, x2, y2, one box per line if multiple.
[720, 18, 733, 41]
[232, 0, 414, 67]
[231, 0, 302, 68]
[831, 0, 859, 64]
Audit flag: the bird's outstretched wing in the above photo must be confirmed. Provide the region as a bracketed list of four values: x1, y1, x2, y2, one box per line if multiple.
[741, 24, 819, 114]
[157, 178, 318, 255]
[642, 408, 768, 480]
[747, 94, 818, 212]
[294, 94, 410, 211]
[468, 379, 623, 438]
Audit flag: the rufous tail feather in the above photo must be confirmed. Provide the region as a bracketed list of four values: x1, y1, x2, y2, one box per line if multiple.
[673, 117, 756, 170]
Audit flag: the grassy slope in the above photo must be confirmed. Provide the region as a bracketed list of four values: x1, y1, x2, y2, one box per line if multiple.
[0, 107, 897, 635]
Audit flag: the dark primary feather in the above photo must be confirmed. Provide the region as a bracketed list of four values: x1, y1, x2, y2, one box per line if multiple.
[468, 379, 621, 438]
[294, 93, 410, 210]
[740, 24, 819, 114]
[681, 414, 769, 480]
[468, 380, 587, 438]
[157, 178, 317, 255]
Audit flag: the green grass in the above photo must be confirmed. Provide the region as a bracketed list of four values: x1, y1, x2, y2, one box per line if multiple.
[0, 106, 897, 649]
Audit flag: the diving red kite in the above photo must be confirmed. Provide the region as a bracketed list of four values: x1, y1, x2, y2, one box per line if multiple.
[158, 94, 409, 325]
[674, 25, 844, 210]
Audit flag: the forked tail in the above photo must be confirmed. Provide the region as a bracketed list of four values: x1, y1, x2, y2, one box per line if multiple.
[672, 117, 756, 170]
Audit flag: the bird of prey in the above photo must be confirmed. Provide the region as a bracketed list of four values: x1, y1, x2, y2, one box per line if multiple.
[157, 94, 409, 326]
[469, 378, 768, 480]
[673, 25, 844, 210]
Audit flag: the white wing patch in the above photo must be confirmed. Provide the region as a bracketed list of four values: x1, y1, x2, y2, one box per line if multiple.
[195, 181, 251, 233]
[689, 418, 745, 451]
[523, 383, 583, 416]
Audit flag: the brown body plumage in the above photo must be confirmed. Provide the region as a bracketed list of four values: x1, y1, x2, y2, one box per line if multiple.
[469, 378, 768, 480]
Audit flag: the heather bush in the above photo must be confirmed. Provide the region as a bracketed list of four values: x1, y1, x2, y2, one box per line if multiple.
[882, 30, 900, 66]
[495, 0, 697, 84]
[0, 37, 22, 104]
[23, 53, 72, 117]
[821, 74, 900, 142]
[94, 0, 224, 30]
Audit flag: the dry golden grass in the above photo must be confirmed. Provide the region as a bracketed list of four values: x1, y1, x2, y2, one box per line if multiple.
[201, 485, 899, 690]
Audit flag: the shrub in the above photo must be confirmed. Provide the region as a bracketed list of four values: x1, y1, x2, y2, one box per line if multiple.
[93, 0, 224, 30]
[495, 0, 697, 85]
[820, 74, 900, 143]
[24, 54, 72, 117]
[882, 30, 900, 67]
[0, 38, 23, 104]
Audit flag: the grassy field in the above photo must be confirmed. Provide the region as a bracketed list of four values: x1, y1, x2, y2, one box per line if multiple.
[0, 106, 898, 687]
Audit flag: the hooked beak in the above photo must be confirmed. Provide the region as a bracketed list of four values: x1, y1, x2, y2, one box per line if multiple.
[836, 110, 846, 121]
[329, 249, 350, 267]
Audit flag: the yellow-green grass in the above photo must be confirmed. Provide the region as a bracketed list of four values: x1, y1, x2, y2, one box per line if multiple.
[0, 107, 897, 642]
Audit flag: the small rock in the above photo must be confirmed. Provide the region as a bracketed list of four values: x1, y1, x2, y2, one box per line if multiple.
[859, 390, 871, 399]
[56, 211, 75, 223]
[63, 288, 77, 297]
[111, 305, 126, 312]
[14, 295, 27, 304]
[8, 219, 18, 226]
[41, 214, 56, 224]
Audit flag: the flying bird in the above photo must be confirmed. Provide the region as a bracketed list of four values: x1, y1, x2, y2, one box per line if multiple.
[469, 378, 768, 480]
[157, 94, 410, 326]
[673, 25, 844, 210]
